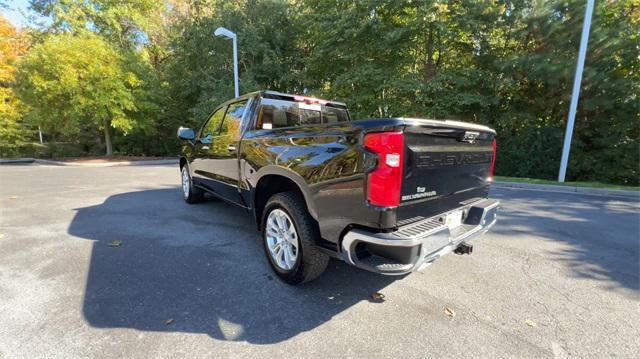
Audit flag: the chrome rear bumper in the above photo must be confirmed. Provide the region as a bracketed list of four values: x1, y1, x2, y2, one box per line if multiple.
[340, 199, 499, 275]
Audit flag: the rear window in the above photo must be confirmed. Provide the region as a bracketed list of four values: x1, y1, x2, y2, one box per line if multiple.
[257, 98, 349, 129]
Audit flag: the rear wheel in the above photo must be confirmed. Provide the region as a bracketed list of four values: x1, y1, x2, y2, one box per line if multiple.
[181, 166, 203, 204]
[261, 192, 329, 285]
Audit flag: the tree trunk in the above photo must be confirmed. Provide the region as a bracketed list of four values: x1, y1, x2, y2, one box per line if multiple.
[423, 25, 436, 83]
[103, 118, 113, 156]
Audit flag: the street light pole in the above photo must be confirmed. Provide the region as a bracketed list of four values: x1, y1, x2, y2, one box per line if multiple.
[232, 35, 239, 98]
[214, 27, 239, 98]
[558, 0, 594, 182]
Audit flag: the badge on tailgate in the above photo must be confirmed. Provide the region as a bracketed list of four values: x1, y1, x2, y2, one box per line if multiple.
[401, 186, 437, 201]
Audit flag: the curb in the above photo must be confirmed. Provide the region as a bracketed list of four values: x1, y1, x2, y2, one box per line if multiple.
[493, 181, 639, 199]
[35, 159, 179, 167]
[0, 158, 36, 165]
[1, 158, 178, 167]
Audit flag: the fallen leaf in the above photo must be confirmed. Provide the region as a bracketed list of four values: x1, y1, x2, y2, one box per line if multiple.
[371, 292, 385, 301]
[444, 307, 456, 318]
[165, 318, 174, 325]
[525, 319, 537, 327]
[108, 240, 123, 247]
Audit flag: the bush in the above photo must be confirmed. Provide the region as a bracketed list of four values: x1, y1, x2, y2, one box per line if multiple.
[112, 130, 181, 157]
[0, 142, 47, 158]
[0, 142, 89, 158]
[495, 125, 565, 181]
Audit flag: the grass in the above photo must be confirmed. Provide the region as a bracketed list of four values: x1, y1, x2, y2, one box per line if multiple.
[494, 176, 640, 192]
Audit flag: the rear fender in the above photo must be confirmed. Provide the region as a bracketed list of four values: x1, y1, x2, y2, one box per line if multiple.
[250, 165, 318, 220]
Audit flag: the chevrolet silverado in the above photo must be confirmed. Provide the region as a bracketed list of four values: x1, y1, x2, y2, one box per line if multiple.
[177, 90, 499, 284]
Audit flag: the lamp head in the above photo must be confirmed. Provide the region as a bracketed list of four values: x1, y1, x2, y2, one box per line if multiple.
[214, 27, 236, 40]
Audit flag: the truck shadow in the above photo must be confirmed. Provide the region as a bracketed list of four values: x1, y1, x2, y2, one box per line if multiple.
[68, 188, 397, 344]
[490, 188, 640, 293]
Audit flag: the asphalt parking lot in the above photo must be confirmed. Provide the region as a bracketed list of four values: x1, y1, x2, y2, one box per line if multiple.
[0, 164, 638, 358]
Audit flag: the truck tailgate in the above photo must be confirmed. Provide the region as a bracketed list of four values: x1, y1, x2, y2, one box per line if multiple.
[397, 119, 496, 223]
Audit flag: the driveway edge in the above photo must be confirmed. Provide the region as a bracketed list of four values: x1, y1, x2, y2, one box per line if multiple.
[1, 158, 178, 167]
[4, 158, 637, 199]
[0, 158, 35, 165]
[493, 181, 639, 199]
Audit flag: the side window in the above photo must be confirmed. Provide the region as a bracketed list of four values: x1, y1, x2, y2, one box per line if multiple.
[199, 108, 226, 144]
[298, 103, 322, 126]
[257, 99, 299, 129]
[258, 98, 324, 129]
[256, 98, 342, 129]
[323, 106, 350, 124]
[220, 100, 248, 139]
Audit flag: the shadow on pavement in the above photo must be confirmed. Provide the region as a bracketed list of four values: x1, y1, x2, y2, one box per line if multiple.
[68, 188, 396, 343]
[491, 188, 640, 292]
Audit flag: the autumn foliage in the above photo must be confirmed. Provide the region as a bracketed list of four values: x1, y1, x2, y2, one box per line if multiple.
[1, 1, 638, 185]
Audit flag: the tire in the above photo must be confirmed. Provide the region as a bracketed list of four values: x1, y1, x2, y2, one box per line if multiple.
[261, 192, 329, 285]
[181, 165, 203, 204]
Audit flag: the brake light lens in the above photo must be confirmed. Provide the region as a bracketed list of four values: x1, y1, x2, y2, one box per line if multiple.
[489, 138, 497, 180]
[293, 94, 328, 105]
[364, 131, 404, 207]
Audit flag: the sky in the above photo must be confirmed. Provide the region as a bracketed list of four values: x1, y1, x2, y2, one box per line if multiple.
[2, 0, 38, 28]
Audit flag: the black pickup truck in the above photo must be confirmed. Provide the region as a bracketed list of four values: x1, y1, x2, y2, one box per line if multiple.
[177, 90, 499, 284]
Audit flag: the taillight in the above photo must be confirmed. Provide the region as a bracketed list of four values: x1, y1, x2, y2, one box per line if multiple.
[364, 131, 404, 207]
[489, 138, 497, 180]
[293, 94, 328, 105]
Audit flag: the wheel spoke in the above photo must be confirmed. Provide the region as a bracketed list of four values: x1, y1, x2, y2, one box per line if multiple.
[266, 225, 278, 238]
[267, 216, 277, 229]
[282, 245, 292, 269]
[285, 234, 297, 249]
[275, 212, 286, 231]
[274, 245, 284, 267]
[287, 244, 297, 260]
[280, 247, 289, 268]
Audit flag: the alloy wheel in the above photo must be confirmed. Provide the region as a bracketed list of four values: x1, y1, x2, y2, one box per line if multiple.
[181, 167, 190, 199]
[265, 208, 299, 270]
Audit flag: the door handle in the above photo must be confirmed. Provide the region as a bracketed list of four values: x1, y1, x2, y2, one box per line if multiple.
[227, 145, 236, 152]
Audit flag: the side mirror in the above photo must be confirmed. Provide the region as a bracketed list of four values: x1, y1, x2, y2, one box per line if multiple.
[177, 127, 195, 141]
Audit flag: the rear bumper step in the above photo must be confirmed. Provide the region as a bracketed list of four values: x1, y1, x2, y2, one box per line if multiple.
[340, 199, 499, 275]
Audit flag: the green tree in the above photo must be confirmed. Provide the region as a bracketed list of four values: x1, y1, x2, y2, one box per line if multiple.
[15, 33, 143, 155]
[6, 0, 637, 184]
[159, 0, 303, 126]
[296, 0, 638, 185]
[29, 0, 163, 48]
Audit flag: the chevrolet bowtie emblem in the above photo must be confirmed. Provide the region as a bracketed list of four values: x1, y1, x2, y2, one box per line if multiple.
[461, 131, 480, 143]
